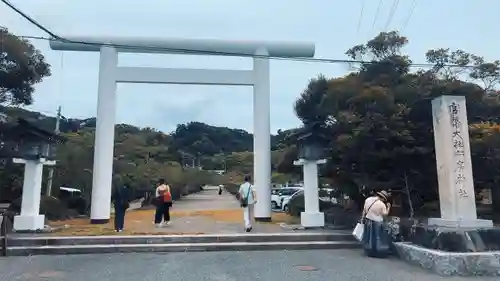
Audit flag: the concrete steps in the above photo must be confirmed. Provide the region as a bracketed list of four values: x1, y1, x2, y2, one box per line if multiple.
[6, 232, 360, 256]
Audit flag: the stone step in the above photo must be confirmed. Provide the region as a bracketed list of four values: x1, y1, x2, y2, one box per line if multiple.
[7, 240, 361, 256]
[7, 232, 355, 247]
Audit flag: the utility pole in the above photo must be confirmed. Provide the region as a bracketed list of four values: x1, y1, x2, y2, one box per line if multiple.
[223, 154, 227, 173]
[45, 106, 61, 196]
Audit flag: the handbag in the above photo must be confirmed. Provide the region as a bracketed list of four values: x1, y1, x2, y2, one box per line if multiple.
[240, 184, 252, 208]
[352, 223, 364, 241]
[162, 185, 172, 203]
[352, 199, 378, 241]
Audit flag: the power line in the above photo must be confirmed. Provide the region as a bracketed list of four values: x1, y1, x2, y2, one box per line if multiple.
[15, 35, 476, 70]
[357, 0, 366, 35]
[372, 0, 384, 30]
[401, 0, 417, 32]
[0, 0, 479, 69]
[384, 0, 400, 31]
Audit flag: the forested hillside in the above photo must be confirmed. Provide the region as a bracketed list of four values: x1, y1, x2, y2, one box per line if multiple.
[0, 105, 299, 203]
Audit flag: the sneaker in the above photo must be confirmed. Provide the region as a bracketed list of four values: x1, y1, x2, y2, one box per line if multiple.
[155, 223, 162, 228]
[164, 221, 171, 226]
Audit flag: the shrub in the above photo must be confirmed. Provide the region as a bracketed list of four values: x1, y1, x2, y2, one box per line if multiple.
[65, 196, 87, 215]
[323, 205, 360, 228]
[40, 196, 73, 221]
[224, 184, 240, 196]
[286, 192, 337, 217]
[169, 183, 184, 200]
[287, 193, 304, 216]
[10, 196, 75, 221]
[186, 184, 203, 194]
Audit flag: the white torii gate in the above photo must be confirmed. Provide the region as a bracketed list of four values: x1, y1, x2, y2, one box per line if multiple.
[50, 36, 315, 223]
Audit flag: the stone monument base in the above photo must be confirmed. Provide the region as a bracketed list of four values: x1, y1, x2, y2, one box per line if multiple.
[394, 242, 500, 276]
[394, 224, 500, 276]
[412, 224, 500, 252]
[428, 217, 493, 228]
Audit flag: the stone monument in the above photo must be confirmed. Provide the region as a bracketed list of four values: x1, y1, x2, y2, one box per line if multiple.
[393, 96, 500, 276]
[428, 95, 492, 228]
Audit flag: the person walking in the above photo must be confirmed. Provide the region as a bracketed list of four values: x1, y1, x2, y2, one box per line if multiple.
[111, 183, 131, 232]
[238, 175, 256, 232]
[154, 179, 172, 227]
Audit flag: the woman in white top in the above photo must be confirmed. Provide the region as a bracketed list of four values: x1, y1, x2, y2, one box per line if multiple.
[238, 175, 256, 232]
[361, 190, 392, 258]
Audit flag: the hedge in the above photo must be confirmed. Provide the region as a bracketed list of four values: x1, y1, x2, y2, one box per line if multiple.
[287, 191, 336, 217]
[224, 183, 240, 197]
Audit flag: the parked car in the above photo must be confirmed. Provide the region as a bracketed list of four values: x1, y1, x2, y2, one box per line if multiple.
[271, 187, 303, 210]
[281, 189, 304, 212]
[271, 188, 281, 209]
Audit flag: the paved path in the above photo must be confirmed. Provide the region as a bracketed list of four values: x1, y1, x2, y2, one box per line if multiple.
[50, 186, 289, 235]
[133, 185, 286, 234]
[0, 250, 492, 281]
[171, 185, 241, 211]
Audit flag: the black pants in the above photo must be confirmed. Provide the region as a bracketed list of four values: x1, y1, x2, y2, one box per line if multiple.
[114, 205, 126, 230]
[154, 202, 171, 224]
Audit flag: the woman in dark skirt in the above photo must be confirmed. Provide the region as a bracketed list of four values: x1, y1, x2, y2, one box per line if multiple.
[361, 190, 392, 258]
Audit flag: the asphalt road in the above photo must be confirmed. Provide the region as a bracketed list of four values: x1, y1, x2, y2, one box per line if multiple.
[0, 250, 493, 281]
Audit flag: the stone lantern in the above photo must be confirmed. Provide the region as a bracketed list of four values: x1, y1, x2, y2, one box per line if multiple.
[0, 118, 66, 231]
[292, 120, 329, 228]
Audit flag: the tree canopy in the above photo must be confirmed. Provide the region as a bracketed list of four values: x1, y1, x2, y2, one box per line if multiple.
[0, 28, 51, 105]
[291, 31, 500, 211]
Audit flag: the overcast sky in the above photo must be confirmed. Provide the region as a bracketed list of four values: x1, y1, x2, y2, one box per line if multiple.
[3, 0, 500, 133]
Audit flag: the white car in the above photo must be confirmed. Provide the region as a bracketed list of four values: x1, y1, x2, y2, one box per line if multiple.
[271, 188, 281, 209]
[271, 187, 303, 210]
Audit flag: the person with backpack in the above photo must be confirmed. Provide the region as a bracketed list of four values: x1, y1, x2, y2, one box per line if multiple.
[111, 183, 131, 232]
[154, 178, 172, 227]
[238, 175, 256, 232]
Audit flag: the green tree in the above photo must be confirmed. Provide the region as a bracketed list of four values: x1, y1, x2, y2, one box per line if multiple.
[292, 31, 500, 213]
[0, 28, 51, 105]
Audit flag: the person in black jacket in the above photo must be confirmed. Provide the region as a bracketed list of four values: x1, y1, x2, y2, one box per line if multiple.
[111, 184, 131, 232]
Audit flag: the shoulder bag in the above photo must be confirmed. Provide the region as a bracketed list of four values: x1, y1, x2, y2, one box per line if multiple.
[352, 199, 379, 241]
[240, 184, 252, 208]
